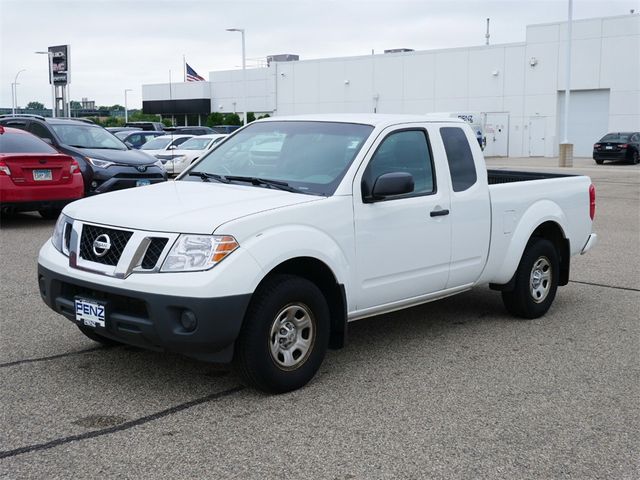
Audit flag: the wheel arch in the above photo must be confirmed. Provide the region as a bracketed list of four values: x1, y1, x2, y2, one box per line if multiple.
[251, 256, 347, 350]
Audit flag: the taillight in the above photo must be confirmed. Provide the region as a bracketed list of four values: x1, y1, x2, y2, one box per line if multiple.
[589, 184, 596, 221]
[70, 160, 80, 174]
[0, 162, 10, 176]
[593, 143, 601, 149]
[618, 144, 628, 149]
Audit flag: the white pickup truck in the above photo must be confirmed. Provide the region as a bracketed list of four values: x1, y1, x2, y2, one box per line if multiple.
[38, 114, 597, 392]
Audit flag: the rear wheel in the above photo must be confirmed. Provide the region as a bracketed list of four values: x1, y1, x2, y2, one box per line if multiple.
[39, 208, 63, 220]
[501, 238, 559, 319]
[234, 275, 330, 393]
[594, 158, 604, 165]
[631, 150, 639, 165]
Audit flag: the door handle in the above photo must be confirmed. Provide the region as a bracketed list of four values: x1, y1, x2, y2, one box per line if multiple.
[430, 208, 450, 217]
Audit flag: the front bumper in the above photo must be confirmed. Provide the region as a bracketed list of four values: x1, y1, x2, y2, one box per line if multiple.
[38, 264, 251, 363]
[89, 166, 167, 195]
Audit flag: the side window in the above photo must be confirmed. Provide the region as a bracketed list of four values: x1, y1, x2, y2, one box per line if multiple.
[127, 134, 142, 146]
[363, 129, 434, 199]
[29, 123, 55, 143]
[440, 127, 477, 192]
[1, 120, 29, 131]
[172, 137, 191, 147]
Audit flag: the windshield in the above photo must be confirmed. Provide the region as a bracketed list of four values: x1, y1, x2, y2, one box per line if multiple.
[50, 124, 127, 150]
[180, 137, 214, 150]
[181, 121, 373, 196]
[141, 137, 173, 150]
[600, 133, 631, 142]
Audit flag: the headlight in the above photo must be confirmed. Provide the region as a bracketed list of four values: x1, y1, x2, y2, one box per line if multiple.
[86, 157, 114, 169]
[161, 235, 239, 272]
[51, 214, 71, 255]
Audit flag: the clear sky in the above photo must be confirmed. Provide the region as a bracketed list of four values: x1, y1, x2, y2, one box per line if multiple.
[1, 0, 638, 109]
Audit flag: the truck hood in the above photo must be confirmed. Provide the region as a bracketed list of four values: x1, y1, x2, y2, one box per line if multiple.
[63, 180, 323, 234]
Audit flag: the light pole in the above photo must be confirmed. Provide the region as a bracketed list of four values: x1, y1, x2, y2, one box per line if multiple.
[35, 51, 56, 117]
[559, 0, 573, 167]
[12, 69, 26, 115]
[226, 28, 247, 125]
[124, 89, 133, 123]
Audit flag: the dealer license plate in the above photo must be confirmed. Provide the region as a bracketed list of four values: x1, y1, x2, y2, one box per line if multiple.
[75, 298, 106, 328]
[33, 169, 52, 181]
[136, 179, 151, 187]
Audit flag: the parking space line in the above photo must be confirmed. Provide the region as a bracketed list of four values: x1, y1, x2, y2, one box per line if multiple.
[569, 280, 640, 292]
[0, 385, 245, 460]
[0, 346, 107, 369]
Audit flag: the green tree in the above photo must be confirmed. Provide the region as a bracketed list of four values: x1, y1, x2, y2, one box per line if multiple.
[246, 112, 256, 123]
[161, 118, 173, 127]
[257, 114, 271, 119]
[205, 112, 224, 127]
[26, 101, 44, 110]
[103, 117, 124, 127]
[128, 111, 161, 122]
[223, 113, 242, 126]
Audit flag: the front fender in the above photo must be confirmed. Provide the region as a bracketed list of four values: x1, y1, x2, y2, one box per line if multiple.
[488, 200, 567, 285]
[241, 224, 352, 291]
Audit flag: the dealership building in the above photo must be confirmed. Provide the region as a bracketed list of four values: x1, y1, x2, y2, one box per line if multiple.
[142, 14, 639, 157]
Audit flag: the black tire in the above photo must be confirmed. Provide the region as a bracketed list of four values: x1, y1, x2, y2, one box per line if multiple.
[77, 325, 121, 346]
[234, 274, 330, 393]
[631, 150, 639, 165]
[501, 238, 559, 319]
[39, 208, 63, 220]
[594, 158, 604, 165]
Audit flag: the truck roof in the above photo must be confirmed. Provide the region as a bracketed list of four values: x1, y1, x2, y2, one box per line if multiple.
[259, 113, 466, 128]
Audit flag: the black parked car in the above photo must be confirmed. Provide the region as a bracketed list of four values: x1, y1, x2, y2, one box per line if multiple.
[164, 126, 216, 136]
[0, 115, 168, 194]
[593, 132, 639, 165]
[114, 130, 166, 149]
[124, 121, 165, 131]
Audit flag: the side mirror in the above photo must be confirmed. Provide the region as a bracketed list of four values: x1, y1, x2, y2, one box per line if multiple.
[168, 145, 177, 150]
[42, 138, 54, 145]
[124, 141, 134, 148]
[368, 172, 414, 201]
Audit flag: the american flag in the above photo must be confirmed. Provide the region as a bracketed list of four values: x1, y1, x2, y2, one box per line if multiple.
[186, 63, 205, 82]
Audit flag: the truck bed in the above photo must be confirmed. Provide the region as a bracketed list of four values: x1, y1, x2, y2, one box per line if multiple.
[487, 169, 575, 185]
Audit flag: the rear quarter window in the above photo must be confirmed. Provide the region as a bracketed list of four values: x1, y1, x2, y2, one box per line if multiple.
[440, 127, 477, 192]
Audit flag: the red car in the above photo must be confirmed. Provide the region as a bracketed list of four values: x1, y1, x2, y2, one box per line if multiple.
[0, 126, 83, 218]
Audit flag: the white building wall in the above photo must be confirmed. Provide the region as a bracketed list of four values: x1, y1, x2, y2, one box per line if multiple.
[142, 14, 639, 157]
[142, 81, 211, 101]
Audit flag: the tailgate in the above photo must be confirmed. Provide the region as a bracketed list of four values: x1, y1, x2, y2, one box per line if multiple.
[2, 153, 75, 185]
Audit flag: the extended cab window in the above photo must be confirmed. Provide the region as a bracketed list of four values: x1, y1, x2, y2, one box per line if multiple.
[363, 129, 434, 198]
[440, 127, 477, 192]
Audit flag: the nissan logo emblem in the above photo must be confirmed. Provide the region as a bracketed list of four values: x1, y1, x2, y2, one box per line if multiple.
[92, 234, 111, 257]
[136, 165, 147, 172]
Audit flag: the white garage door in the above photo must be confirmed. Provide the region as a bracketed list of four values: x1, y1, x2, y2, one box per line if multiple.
[557, 89, 610, 157]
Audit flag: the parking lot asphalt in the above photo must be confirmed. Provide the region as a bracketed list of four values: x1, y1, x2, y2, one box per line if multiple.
[1, 157, 638, 479]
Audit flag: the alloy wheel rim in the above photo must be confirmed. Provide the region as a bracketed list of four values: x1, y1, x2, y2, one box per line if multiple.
[269, 303, 315, 370]
[529, 256, 552, 304]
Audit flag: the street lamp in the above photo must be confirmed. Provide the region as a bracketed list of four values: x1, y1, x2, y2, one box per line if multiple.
[35, 51, 56, 118]
[11, 69, 26, 115]
[124, 89, 133, 123]
[226, 28, 247, 125]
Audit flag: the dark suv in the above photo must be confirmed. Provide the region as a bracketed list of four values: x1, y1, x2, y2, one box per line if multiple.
[0, 115, 167, 195]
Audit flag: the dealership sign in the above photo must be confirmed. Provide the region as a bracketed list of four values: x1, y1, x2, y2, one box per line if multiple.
[48, 45, 70, 85]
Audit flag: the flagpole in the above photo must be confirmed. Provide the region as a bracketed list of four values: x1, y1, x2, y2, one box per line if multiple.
[183, 55, 186, 82]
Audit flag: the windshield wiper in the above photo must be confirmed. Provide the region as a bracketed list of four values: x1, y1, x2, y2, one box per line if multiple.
[223, 176, 304, 193]
[188, 171, 230, 183]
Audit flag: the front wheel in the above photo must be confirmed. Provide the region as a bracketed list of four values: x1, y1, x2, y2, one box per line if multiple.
[234, 275, 330, 393]
[501, 238, 559, 319]
[631, 150, 639, 165]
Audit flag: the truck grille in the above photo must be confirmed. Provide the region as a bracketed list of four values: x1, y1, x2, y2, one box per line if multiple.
[141, 238, 169, 269]
[79, 225, 133, 266]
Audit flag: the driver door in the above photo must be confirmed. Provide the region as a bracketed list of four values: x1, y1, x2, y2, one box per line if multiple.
[352, 126, 451, 311]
